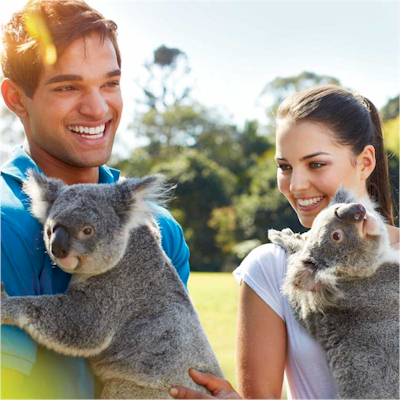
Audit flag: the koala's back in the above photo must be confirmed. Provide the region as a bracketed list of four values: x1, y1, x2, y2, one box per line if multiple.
[303, 262, 399, 399]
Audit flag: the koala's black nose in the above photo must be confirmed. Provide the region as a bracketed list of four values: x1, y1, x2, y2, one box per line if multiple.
[335, 203, 366, 223]
[50, 225, 70, 259]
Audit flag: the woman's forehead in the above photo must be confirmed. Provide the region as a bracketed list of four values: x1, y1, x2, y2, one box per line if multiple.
[275, 120, 351, 159]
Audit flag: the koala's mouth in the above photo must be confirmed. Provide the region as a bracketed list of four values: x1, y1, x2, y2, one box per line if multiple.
[54, 255, 80, 272]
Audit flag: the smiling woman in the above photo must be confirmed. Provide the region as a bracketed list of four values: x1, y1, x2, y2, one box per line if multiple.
[170, 85, 399, 400]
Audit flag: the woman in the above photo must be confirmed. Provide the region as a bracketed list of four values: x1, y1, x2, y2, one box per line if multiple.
[170, 85, 399, 399]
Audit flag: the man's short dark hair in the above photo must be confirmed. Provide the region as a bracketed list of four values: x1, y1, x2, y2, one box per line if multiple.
[1, 0, 121, 97]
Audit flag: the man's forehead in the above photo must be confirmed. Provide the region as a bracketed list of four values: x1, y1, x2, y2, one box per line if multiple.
[39, 34, 120, 84]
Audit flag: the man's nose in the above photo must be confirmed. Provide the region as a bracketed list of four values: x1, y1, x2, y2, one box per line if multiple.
[79, 90, 108, 118]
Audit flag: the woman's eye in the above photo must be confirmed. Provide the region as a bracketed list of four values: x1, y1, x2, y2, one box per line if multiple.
[277, 164, 291, 172]
[310, 162, 325, 169]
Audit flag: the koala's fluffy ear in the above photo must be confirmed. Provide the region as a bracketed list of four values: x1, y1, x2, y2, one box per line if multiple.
[268, 228, 305, 255]
[23, 169, 65, 223]
[113, 175, 174, 228]
[330, 187, 357, 206]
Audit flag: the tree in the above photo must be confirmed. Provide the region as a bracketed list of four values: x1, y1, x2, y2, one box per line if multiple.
[136, 45, 193, 113]
[259, 71, 340, 125]
[380, 95, 399, 121]
[151, 149, 237, 271]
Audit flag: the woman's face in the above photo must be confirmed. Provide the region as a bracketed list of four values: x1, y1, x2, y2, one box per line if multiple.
[275, 119, 370, 228]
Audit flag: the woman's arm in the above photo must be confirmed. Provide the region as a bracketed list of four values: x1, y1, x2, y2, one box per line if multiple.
[237, 282, 287, 399]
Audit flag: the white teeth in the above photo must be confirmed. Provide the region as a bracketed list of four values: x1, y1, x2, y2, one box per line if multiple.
[297, 197, 323, 207]
[68, 124, 106, 135]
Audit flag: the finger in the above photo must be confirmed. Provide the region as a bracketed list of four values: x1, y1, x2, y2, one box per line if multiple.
[169, 386, 214, 399]
[188, 369, 234, 394]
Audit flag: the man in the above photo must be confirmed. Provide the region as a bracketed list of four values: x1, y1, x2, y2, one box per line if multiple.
[0, 1, 190, 398]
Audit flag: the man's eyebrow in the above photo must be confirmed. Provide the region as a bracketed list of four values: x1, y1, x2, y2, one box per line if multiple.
[45, 69, 121, 85]
[275, 152, 331, 162]
[106, 69, 121, 78]
[45, 74, 82, 85]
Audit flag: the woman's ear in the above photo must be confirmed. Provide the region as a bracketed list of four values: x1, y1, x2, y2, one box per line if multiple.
[357, 144, 376, 180]
[1, 78, 29, 118]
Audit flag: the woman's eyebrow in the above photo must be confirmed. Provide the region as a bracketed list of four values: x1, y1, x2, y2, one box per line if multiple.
[275, 152, 331, 162]
[300, 152, 331, 161]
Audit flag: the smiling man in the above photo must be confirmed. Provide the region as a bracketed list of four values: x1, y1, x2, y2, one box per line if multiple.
[0, 1, 190, 398]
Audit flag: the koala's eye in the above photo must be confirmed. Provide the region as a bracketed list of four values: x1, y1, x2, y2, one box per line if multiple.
[331, 229, 343, 242]
[79, 226, 95, 238]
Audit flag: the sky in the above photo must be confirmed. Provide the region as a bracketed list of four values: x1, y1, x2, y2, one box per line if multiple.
[1, 0, 399, 156]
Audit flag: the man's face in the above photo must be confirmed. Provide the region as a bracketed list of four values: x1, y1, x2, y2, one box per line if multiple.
[22, 33, 122, 168]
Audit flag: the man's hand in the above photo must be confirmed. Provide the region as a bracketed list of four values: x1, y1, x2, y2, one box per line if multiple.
[169, 369, 241, 399]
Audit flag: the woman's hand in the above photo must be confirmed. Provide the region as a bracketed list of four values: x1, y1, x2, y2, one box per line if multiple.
[169, 369, 241, 399]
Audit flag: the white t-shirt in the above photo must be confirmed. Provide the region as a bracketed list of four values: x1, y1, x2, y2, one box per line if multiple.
[233, 243, 338, 400]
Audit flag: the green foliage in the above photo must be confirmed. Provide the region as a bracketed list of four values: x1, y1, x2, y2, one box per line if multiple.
[380, 95, 399, 121]
[260, 71, 341, 122]
[152, 149, 238, 271]
[114, 62, 398, 272]
[383, 116, 400, 157]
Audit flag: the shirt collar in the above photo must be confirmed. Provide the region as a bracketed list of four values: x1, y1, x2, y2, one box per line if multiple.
[1, 145, 120, 184]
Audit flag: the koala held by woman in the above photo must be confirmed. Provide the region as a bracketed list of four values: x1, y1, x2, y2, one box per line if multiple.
[268, 189, 399, 400]
[1, 171, 223, 399]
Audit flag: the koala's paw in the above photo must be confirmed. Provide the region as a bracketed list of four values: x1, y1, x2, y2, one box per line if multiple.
[268, 228, 305, 255]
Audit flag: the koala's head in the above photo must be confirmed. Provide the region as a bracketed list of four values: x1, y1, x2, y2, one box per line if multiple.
[273, 188, 395, 314]
[300, 188, 389, 284]
[23, 170, 170, 276]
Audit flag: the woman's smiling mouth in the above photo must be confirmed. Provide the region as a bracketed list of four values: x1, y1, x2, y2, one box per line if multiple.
[296, 196, 325, 212]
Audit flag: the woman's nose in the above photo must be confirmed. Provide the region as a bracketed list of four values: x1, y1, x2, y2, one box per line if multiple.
[289, 170, 310, 193]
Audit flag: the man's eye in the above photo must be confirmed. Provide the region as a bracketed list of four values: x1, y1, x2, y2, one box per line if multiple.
[53, 85, 76, 92]
[105, 80, 120, 88]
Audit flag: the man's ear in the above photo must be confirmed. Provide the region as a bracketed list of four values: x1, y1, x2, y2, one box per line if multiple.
[356, 144, 376, 181]
[1, 78, 29, 118]
[23, 170, 64, 223]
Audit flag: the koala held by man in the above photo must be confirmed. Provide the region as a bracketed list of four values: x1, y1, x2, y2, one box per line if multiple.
[268, 188, 399, 400]
[1, 170, 223, 399]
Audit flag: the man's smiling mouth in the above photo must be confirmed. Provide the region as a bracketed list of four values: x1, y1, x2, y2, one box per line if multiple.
[67, 121, 110, 140]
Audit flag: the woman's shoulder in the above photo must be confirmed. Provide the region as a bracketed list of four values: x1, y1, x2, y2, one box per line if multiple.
[233, 243, 288, 320]
[233, 243, 287, 286]
[242, 243, 287, 268]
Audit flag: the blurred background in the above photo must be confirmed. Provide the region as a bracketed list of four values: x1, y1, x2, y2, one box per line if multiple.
[2, 0, 398, 272]
[1, 0, 399, 387]
[1, 0, 399, 272]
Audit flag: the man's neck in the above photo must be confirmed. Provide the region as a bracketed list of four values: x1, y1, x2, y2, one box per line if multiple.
[24, 142, 100, 185]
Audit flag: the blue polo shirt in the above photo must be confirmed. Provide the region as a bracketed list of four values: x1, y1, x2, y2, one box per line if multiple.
[1, 146, 190, 399]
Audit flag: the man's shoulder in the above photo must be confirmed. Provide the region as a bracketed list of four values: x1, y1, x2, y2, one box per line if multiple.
[1, 170, 41, 239]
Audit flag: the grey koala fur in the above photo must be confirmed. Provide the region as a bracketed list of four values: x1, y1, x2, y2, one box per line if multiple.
[1, 170, 223, 399]
[268, 188, 399, 400]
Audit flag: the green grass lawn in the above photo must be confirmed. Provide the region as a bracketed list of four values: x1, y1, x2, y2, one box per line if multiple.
[188, 272, 239, 388]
